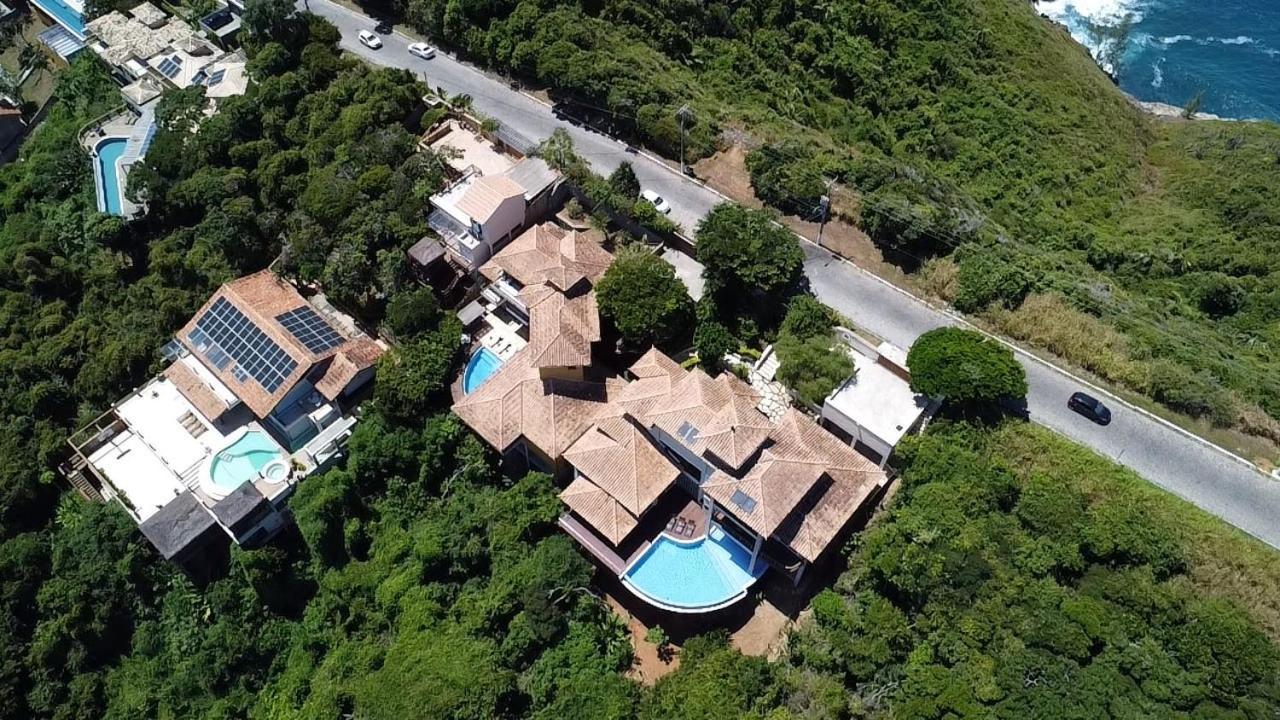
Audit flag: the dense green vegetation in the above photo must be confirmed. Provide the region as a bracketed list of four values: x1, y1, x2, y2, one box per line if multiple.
[596, 244, 694, 350]
[378, 0, 1280, 446]
[775, 295, 853, 407]
[786, 422, 1280, 718]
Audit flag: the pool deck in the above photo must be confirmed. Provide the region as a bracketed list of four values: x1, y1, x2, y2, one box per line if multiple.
[84, 108, 153, 218]
[562, 493, 710, 578]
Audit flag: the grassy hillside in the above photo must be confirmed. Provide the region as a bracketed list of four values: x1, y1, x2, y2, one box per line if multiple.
[398, 0, 1280, 448]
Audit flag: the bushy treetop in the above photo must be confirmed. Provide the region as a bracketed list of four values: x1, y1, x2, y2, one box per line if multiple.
[907, 327, 1027, 405]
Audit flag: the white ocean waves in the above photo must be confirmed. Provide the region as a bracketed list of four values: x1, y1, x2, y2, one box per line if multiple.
[1035, 0, 1150, 74]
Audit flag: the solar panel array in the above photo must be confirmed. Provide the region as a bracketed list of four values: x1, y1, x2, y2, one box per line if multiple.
[276, 306, 344, 354]
[206, 69, 226, 87]
[188, 297, 298, 393]
[156, 55, 182, 79]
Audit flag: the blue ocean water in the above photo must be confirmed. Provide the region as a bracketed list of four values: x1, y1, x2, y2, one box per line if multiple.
[1036, 0, 1280, 121]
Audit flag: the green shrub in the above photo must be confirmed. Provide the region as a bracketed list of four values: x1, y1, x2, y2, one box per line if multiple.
[1146, 360, 1236, 426]
[907, 327, 1027, 407]
[384, 287, 442, 340]
[693, 320, 735, 370]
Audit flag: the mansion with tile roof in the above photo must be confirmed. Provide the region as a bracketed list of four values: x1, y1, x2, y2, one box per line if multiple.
[453, 224, 890, 612]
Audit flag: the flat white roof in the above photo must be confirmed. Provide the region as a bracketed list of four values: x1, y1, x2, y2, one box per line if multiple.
[826, 348, 929, 449]
[89, 377, 237, 520]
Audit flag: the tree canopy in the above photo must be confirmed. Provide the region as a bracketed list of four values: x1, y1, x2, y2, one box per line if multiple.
[908, 327, 1028, 407]
[595, 245, 693, 349]
[695, 204, 804, 303]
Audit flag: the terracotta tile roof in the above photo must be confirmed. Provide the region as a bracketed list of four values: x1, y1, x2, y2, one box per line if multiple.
[705, 408, 884, 563]
[560, 476, 638, 546]
[521, 285, 600, 369]
[455, 174, 524, 223]
[564, 415, 679, 516]
[163, 360, 230, 422]
[176, 271, 371, 418]
[480, 224, 613, 292]
[451, 346, 612, 458]
[314, 338, 384, 400]
[646, 370, 772, 471]
[628, 347, 684, 380]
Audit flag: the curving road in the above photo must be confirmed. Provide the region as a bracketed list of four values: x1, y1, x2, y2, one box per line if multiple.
[309, 0, 1280, 549]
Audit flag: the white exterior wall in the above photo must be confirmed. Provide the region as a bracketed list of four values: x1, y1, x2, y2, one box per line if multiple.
[479, 195, 527, 254]
[820, 401, 893, 467]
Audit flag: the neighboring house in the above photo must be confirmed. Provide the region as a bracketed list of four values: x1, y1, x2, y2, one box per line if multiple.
[63, 271, 384, 576]
[87, 6, 224, 96]
[428, 171, 528, 269]
[452, 233, 891, 614]
[426, 157, 567, 271]
[199, 5, 242, 47]
[820, 330, 937, 467]
[417, 115, 566, 274]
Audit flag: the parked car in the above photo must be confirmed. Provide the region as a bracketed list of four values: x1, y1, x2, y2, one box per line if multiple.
[641, 189, 672, 215]
[408, 42, 436, 60]
[1068, 391, 1112, 425]
[358, 30, 382, 49]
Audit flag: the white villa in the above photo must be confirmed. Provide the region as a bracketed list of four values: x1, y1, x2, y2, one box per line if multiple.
[64, 271, 384, 575]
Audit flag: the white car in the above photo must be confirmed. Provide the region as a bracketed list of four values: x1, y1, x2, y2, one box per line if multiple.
[641, 189, 672, 215]
[358, 30, 382, 49]
[408, 42, 436, 60]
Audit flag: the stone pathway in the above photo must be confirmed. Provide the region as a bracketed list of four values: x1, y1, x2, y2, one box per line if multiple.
[725, 347, 791, 422]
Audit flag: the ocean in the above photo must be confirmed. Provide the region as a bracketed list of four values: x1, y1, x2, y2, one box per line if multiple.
[1035, 0, 1280, 121]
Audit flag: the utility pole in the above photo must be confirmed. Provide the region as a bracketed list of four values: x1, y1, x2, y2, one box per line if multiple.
[815, 178, 834, 249]
[676, 104, 693, 175]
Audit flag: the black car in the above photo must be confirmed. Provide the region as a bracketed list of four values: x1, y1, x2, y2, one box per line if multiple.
[1068, 391, 1112, 425]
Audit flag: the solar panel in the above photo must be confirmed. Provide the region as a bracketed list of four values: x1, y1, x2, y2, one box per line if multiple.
[677, 421, 700, 444]
[206, 69, 226, 86]
[188, 297, 298, 393]
[275, 306, 344, 354]
[156, 55, 182, 79]
[730, 489, 758, 515]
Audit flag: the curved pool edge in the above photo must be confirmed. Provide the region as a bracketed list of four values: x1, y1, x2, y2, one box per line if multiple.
[462, 347, 504, 395]
[619, 530, 765, 614]
[200, 427, 285, 501]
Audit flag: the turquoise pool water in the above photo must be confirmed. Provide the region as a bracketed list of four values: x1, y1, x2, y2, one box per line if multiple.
[622, 526, 765, 612]
[462, 348, 503, 394]
[31, 0, 85, 37]
[94, 137, 127, 216]
[209, 431, 283, 493]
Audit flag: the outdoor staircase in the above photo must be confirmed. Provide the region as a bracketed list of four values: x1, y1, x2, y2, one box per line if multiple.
[121, 104, 157, 166]
[179, 462, 203, 493]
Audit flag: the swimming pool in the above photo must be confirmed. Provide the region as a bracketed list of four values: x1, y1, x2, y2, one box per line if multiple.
[206, 430, 286, 498]
[93, 137, 127, 216]
[462, 347, 503, 394]
[621, 525, 766, 612]
[31, 0, 85, 37]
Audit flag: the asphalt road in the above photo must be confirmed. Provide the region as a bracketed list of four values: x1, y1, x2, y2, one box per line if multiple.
[312, 0, 1280, 549]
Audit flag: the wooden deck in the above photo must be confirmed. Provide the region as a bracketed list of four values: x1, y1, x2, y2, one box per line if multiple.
[662, 497, 708, 540]
[559, 513, 628, 574]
